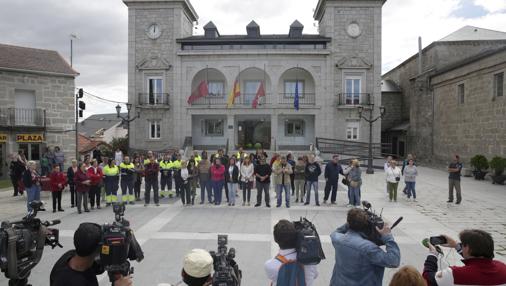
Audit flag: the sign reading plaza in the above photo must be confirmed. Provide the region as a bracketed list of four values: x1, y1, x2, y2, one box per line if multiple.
[16, 134, 44, 143]
[0, 134, 7, 143]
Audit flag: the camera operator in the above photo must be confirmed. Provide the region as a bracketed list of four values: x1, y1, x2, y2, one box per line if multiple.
[179, 249, 214, 286]
[423, 229, 506, 286]
[330, 208, 400, 286]
[50, 223, 132, 286]
[265, 219, 318, 286]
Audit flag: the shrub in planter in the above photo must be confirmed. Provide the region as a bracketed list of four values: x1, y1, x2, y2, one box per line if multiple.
[489, 156, 506, 185]
[470, 155, 489, 180]
[254, 143, 263, 150]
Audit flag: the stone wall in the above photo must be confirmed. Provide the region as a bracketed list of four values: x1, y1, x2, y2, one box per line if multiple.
[431, 49, 506, 163]
[0, 70, 76, 167]
[381, 91, 404, 131]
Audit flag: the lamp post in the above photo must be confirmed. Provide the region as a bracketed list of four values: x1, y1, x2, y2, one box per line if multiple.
[70, 34, 79, 67]
[357, 104, 386, 174]
[116, 103, 140, 155]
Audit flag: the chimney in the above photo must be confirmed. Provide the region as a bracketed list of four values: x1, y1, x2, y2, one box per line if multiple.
[418, 36, 422, 75]
[246, 21, 260, 38]
[204, 21, 219, 38]
[289, 20, 304, 38]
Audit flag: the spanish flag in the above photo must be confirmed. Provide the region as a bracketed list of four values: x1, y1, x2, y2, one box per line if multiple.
[227, 80, 241, 108]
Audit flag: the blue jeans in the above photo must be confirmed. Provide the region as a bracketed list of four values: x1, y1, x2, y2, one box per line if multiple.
[276, 184, 290, 207]
[406, 181, 416, 199]
[228, 182, 237, 205]
[212, 180, 224, 205]
[349, 186, 361, 206]
[305, 181, 319, 205]
[200, 179, 212, 203]
[26, 185, 41, 212]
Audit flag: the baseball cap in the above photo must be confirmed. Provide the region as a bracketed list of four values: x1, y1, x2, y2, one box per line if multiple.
[183, 249, 213, 278]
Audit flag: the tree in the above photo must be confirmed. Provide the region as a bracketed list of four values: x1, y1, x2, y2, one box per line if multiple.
[101, 137, 128, 158]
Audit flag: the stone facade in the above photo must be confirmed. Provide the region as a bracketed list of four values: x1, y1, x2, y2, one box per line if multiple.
[431, 49, 506, 162]
[382, 31, 506, 163]
[124, 0, 385, 152]
[0, 70, 76, 178]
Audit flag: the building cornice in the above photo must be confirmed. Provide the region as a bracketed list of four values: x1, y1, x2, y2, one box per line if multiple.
[0, 66, 78, 78]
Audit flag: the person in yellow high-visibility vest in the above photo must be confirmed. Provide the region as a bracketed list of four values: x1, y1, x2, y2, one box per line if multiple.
[236, 146, 246, 162]
[159, 153, 173, 198]
[193, 151, 202, 166]
[172, 153, 182, 197]
[103, 159, 120, 206]
[120, 156, 136, 204]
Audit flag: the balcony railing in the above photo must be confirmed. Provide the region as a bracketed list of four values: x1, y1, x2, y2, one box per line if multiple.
[337, 93, 371, 106]
[278, 93, 315, 105]
[190, 93, 271, 107]
[0, 108, 45, 127]
[138, 93, 170, 106]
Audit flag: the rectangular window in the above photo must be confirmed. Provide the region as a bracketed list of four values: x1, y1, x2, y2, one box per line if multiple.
[346, 122, 359, 141]
[244, 81, 261, 105]
[18, 143, 40, 161]
[148, 120, 161, 139]
[284, 81, 304, 98]
[494, 72, 504, 97]
[147, 78, 163, 104]
[345, 77, 361, 105]
[457, 83, 465, 104]
[208, 81, 225, 97]
[285, 120, 305, 137]
[203, 119, 224, 136]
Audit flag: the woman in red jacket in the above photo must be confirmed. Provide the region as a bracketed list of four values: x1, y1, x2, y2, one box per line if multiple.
[49, 164, 67, 212]
[87, 159, 104, 210]
[74, 163, 91, 214]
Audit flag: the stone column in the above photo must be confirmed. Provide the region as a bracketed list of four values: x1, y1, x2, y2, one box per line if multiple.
[270, 113, 278, 151]
[227, 114, 235, 150]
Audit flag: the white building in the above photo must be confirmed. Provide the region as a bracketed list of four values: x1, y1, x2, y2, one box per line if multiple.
[124, 0, 385, 152]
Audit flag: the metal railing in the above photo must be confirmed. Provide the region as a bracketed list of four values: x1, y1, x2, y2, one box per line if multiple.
[190, 93, 271, 107]
[138, 93, 170, 106]
[316, 137, 391, 159]
[0, 108, 45, 127]
[278, 93, 315, 105]
[337, 93, 371, 106]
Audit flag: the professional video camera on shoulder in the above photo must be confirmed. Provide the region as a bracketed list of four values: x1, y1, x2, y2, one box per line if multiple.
[293, 217, 325, 265]
[361, 201, 403, 246]
[209, 234, 241, 286]
[0, 201, 62, 286]
[100, 202, 144, 284]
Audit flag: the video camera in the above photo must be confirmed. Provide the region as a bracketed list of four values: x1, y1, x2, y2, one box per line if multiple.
[209, 234, 241, 286]
[0, 201, 62, 286]
[100, 203, 144, 284]
[361, 201, 403, 246]
[293, 217, 325, 265]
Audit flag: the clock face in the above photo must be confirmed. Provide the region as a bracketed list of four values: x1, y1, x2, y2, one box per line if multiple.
[146, 23, 162, 39]
[347, 23, 361, 38]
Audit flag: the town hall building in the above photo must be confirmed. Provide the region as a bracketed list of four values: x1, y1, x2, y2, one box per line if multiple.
[123, 0, 385, 152]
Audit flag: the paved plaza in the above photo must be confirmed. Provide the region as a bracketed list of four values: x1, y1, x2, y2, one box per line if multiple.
[0, 166, 505, 286]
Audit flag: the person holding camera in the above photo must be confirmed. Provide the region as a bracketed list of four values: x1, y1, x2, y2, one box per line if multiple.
[179, 249, 214, 286]
[50, 223, 132, 286]
[385, 160, 402, 202]
[423, 230, 506, 286]
[265, 220, 318, 286]
[330, 208, 400, 286]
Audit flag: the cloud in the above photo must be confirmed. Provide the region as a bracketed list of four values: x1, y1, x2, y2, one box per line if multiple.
[0, 0, 505, 118]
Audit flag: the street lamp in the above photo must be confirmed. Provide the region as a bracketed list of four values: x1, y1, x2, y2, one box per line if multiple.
[357, 102, 386, 174]
[116, 103, 140, 155]
[70, 34, 79, 67]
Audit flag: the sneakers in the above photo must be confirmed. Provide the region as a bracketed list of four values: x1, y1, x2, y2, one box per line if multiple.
[346, 204, 352, 208]
[413, 199, 418, 202]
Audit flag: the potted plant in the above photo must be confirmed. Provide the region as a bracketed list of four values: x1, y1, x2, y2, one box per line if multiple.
[489, 156, 506, 185]
[470, 155, 489, 180]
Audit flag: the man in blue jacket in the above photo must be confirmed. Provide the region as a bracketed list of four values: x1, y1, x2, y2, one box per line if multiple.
[323, 154, 344, 204]
[330, 208, 400, 286]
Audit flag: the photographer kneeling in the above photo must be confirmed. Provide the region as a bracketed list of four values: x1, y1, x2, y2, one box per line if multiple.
[50, 223, 132, 286]
[330, 208, 400, 286]
[423, 229, 506, 286]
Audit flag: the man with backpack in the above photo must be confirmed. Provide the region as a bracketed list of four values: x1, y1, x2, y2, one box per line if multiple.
[264, 220, 318, 286]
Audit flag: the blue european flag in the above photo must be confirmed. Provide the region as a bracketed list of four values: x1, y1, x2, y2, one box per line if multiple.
[294, 81, 299, 111]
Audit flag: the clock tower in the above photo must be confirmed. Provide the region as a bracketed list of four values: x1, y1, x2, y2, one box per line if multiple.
[123, 0, 198, 151]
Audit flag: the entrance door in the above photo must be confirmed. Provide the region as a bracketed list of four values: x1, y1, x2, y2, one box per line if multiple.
[237, 120, 271, 150]
[392, 136, 398, 156]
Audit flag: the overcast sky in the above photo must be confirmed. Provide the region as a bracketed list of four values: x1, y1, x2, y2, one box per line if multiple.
[0, 0, 505, 118]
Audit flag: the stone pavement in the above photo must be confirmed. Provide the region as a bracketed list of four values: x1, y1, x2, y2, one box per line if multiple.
[0, 166, 505, 286]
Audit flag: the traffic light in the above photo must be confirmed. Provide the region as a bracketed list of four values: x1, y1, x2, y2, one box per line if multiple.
[78, 100, 85, 118]
[78, 88, 83, 98]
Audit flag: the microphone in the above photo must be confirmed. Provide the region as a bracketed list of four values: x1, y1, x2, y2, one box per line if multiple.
[390, 217, 403, 230]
